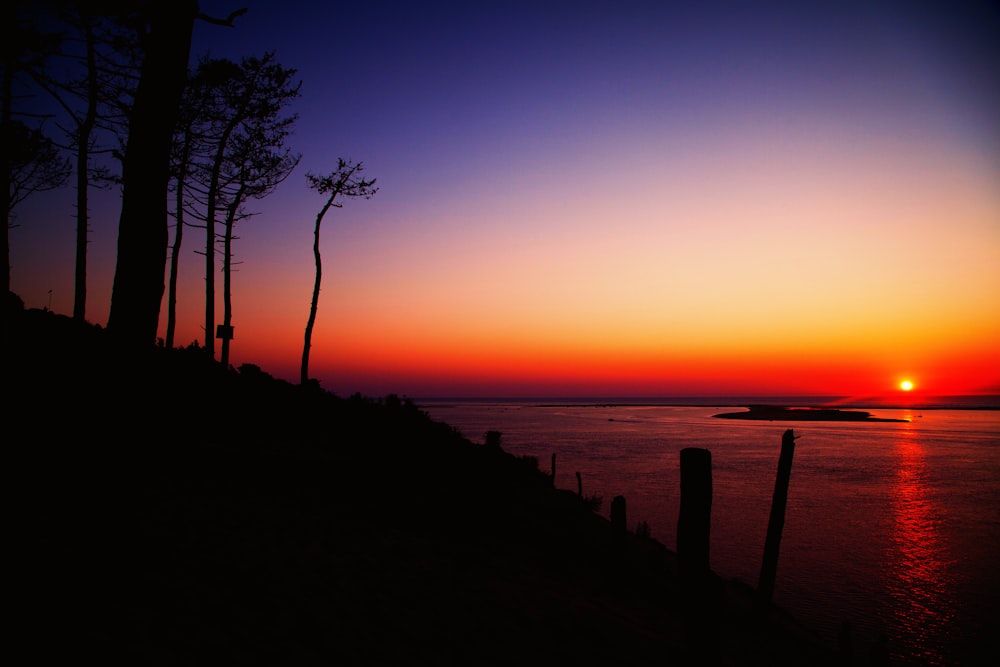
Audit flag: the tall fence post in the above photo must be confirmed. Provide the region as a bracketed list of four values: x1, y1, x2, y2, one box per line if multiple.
[757, 429, 798, 608]
[611, 495, 627, 532]
[677, 447, 712, 578]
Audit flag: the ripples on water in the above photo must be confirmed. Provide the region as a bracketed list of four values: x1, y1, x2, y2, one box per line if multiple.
[887, 428, 957, 665]
[421, 403, 1000, 666]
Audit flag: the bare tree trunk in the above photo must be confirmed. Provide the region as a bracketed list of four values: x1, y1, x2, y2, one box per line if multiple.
[220, 199, 238, 368]
[203, 159, 219, 355]
[108, 0, 196, 346]
[300, 161, 375, 385]
[203, 121, 240, 357]
[166, 112, 197, 350]
[73, 21, 97, 322]
[72, 128, 90, 321]
[300, 197, 334, 385]
[165, 168, 185, 348]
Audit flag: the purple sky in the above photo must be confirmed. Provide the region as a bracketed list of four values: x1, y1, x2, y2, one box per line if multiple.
[11, 0, 1000, 397]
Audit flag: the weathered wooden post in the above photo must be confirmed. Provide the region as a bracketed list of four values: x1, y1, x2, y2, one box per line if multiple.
[611, 495, 627, 532]
[757, 429, 797, 607]
[550, 453, 557, 487]
[575, 471, 583, 497]
[677, 447, 712, 578]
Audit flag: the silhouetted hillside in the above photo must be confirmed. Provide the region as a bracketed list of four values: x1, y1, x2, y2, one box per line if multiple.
[5, 298, 837, 665]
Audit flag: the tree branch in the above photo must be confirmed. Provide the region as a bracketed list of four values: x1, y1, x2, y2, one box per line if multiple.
[197, 8, 248, 27]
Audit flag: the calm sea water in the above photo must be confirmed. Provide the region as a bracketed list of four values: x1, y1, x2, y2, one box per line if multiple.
[420, 399, 1000, 666]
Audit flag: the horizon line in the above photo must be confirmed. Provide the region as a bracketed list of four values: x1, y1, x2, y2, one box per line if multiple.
[413, 394, 1000, 409]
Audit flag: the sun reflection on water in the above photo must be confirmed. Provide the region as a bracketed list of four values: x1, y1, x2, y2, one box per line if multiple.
[887, 421, 957, 665]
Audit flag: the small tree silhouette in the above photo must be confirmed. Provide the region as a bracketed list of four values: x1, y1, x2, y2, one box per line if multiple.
[4, 121, 71, 294]
[166, 57, 243, 349]
[183, 53, 300, 359]
[300, 159, 377, 386]
[2, 8, 70, 298]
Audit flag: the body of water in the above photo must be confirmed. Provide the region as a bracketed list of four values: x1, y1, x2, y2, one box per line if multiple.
[420, 399, 1000, 666]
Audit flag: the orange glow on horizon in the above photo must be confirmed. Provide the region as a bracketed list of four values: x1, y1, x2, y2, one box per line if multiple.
[286, 327, 994, 397]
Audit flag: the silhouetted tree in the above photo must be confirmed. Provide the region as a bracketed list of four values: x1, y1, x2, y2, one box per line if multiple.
[218, 125, 300, 368]
[178, 52, 298, 358]
[4, 120, 72, 292]
[106, 0, 198, 345]
[107, 1, 246, 348]
[1, 3, 69, 296]
[197, 59, 249, 357]
[65, 12, 103, 322]
[300, 159, 377, 386]
[165, 57, 242, 348]
[33, 6, 140, 321]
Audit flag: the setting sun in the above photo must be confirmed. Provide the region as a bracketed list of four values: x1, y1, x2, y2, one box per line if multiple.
[900, 380, 914, 391]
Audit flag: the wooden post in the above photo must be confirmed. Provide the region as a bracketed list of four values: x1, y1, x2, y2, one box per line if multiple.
[611, 495, 627, 532]
[677, 448, 712, 577]
[550, 453, 557, 487]
[757, 429, 797, 606]
[576, 471, 582, 497]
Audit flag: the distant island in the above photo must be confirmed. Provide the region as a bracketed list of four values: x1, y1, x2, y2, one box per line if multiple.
[713, 405, 909, 422]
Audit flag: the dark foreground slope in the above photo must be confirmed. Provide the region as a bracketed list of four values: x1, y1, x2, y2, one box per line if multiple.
[5, 301, 836, 666]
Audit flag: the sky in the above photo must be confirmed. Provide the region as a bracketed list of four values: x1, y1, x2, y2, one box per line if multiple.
[10, 0, 1000, 399]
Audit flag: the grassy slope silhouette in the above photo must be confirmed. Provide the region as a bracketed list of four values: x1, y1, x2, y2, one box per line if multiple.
[6, 299, 836, 665]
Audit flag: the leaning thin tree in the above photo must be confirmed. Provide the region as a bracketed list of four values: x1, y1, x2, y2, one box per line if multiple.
[300, 159, 376, 386]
